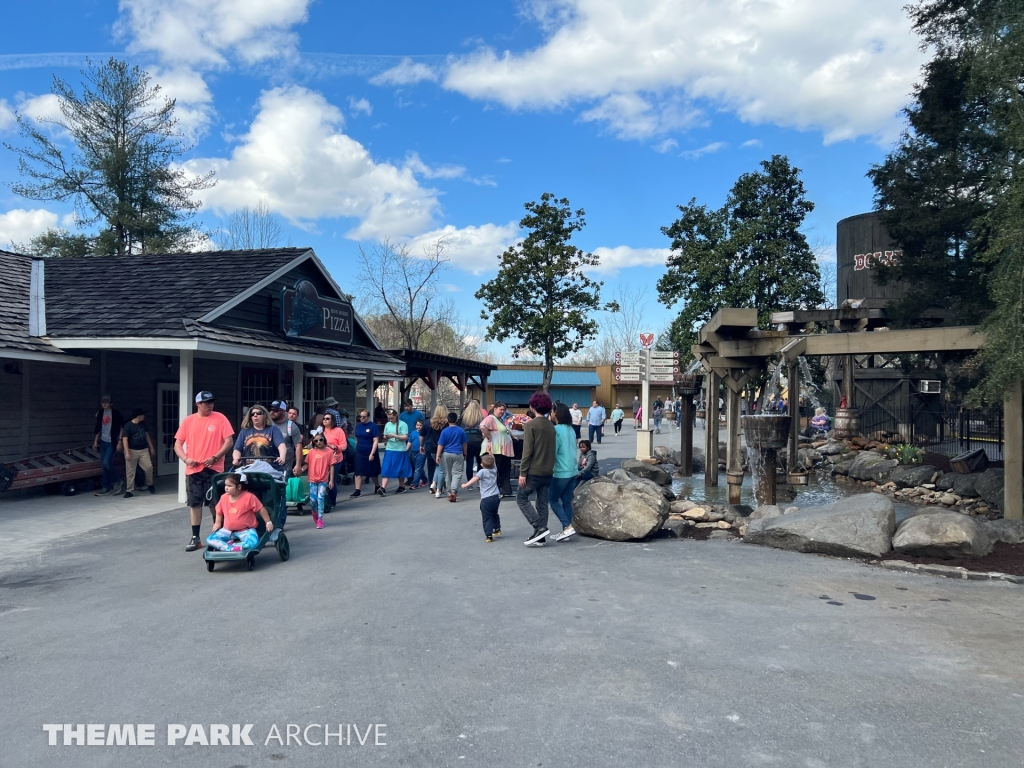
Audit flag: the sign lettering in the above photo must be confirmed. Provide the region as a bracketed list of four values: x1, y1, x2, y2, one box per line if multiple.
[853, 250, 902, 271]
[282, 279, 354, 346]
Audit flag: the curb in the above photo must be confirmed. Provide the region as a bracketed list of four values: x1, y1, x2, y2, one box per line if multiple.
[874, 559, 1024, 584]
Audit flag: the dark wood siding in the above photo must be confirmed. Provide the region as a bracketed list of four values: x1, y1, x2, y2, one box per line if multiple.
[195, 358, 241, 429]
[836, 212, 909, 305]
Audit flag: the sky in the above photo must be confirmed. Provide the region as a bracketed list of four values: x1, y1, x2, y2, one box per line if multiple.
[0, 0, 930, 357]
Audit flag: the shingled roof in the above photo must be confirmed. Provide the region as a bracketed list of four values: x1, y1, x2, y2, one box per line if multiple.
[45, 248, 310, 337]
[0, 249, 67, 357]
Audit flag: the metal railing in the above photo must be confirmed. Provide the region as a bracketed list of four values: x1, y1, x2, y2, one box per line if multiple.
[857, 403, 1003, 460]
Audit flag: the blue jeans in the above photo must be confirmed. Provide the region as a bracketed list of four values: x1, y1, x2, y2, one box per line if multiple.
[99, 440, 117, 490]
[309, 481, 328, 520]
[588, 424, 604, 444]
[548, 476, 575, 529]
[412, 453, 428, 486]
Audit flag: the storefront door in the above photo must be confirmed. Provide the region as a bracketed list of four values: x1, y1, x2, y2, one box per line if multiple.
[156, 383, 179, 476]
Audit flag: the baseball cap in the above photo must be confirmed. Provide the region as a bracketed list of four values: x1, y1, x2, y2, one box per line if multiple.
[100, 395, 112, 404]
[195, 391, 215, 404]
[270, 400, 288, 411]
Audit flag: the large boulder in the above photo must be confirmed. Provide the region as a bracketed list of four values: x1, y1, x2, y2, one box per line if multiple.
[891, 465, 939, 489]
[921, 452, 953, 473]
[653, 446, 677, 464]
[748, 504, 783, 521]
[951, 473, 980, 498]
[866, 459, 900, 484]
[621, 459, 673, 486]
[744, 494, 896, 558]
[710, 504, 754, 525]
[572, 476, 670, 541]
[975, 468, 1005, 507]
[607, 467, 674, 502]
[935, 473, 956, 492]
[796, 448, 822, 470]
[847, 451, 890, 481]
[892, 512, 993, 559]
[690, 453, 707, 473]
[831, 457, 856, 476]
[817, 441, 846, 456]
[982, 519, 1024, 545]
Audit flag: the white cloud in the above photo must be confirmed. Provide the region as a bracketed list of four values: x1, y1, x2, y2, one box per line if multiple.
[579, 92, 702, 139]
[0, 99, 16, 132]
[0, 208, 59, 249]
[348, 96, 373, 116]
[653, 138, 678, 153]
[741, 139, 762, 148]
[592, 245, 672, 274]
[406, 221, 521, 274]
[370, 57, 438, 86]
[18, 93, 63, 124]
[404, 152, 467, 180]
[149, 66, 214, 139]
[117, 0, 311, 67]
[680, 141, 726, 160]
[185, 86, 441, 240]
[444, 0, 926, 144]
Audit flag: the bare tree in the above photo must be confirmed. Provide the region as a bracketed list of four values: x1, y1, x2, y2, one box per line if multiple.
[809, 236, 837, 309]
[357, 237, 450, 351]
[217, 200, 284, 250]
[604, 284, 649, 351]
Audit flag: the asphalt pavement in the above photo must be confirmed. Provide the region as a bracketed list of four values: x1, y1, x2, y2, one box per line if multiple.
[1, 424, 1021, 767]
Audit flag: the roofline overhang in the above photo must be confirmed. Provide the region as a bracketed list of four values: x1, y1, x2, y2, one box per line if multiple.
[0, 348, 92, 365]
[45, 336, 405, 371]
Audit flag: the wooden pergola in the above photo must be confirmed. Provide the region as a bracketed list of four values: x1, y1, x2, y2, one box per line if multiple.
[385, 349, 493, 411]
[691, 308, 1021, 520]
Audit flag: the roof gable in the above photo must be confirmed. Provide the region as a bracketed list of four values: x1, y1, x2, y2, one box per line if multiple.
[44, 248, 310, 337]
[0, 249, 66, 356]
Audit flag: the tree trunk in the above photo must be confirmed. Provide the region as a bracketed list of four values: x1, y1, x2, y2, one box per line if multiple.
[542, 347, 554, 393]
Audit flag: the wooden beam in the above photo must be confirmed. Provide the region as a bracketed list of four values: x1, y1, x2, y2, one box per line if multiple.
[1005, 381, 1023, 521]
[770, 308, 888, 325]
[703, 308, 758, 339]
[705, 371, 720, 487]
[717, 326, 983, 359]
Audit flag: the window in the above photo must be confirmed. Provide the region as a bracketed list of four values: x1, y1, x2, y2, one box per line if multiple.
[241, 368, 277, 411]
[304, 376, 329, 420]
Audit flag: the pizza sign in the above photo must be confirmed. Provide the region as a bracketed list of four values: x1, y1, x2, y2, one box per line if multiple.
[853, 250, 902, 271]
[639, 332, 655, 349]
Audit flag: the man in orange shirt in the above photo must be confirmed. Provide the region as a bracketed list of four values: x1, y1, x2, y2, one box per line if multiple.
[174, 391, 235, 552]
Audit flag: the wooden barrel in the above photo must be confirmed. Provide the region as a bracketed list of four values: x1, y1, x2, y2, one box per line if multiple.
[833, 408, 860, 438]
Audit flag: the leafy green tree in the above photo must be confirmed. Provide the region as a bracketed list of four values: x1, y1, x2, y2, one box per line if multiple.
[867, 54, 1000, 326]
[475, 193, 605, 391]
[657, 155, 824, 353]
[5, 58, 214, 256]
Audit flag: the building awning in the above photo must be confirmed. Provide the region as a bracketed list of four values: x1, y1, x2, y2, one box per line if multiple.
[487, 370, 601, 387]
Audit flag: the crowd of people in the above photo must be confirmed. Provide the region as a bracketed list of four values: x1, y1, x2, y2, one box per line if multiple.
[169, 390, 611, 551]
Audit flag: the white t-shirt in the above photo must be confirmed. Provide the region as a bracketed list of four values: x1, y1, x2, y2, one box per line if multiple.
[570, 408, 583, 426]
[477, 467, 499, 499]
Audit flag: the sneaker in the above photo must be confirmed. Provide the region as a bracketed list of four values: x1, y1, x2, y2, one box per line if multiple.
[123, 491, 134, 499]
[185, 535, 202, 552]
[395, 486, 406, 494]
[349, 490, 361, 498]
[112, 479, 124, 495]
[525, 527, 550, 546]
[448, 492, 457, 503]
[553, 526, 576, 542]
[485, 536, 494, 543]
[316, 519, 324, 529]
[429, 484, 436, 492]
[435, 490, 443, 499]
[375, 487, 386, 497]
[493, 529, 502, 537]
[147, 485, 156, 494]
[94, 487, 111, 496]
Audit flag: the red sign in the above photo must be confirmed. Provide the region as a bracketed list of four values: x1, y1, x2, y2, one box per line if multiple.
[639, 332, 655, 349]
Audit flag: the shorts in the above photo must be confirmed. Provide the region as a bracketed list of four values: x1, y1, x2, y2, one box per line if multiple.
[186, 468, 217, 508]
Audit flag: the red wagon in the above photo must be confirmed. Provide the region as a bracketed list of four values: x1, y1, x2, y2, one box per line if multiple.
[0, 447, 125, 496]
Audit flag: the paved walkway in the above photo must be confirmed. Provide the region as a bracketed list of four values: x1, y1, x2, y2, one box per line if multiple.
[1, 422, 1020, 767]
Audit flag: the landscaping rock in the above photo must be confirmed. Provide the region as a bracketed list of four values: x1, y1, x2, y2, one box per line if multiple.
[661, 519, 689, 538]
[982, 519, 1024, 545]
[710, 504, 754, 525]
[682, 507, 709, 521]
[621, 459, 673, 486]
[865, 459, 900, 484]
[690, 453, 706, 473]
[796, 448, 822, 469]
[708, 529, 735, 540]
[817, 441, 846, 456]
[670, 499, 698, 514]
[892, 512, 993, 559]
[935, 473, 956, 492]
[743, 494, 896, 558]
[653, 446, 676, 463]
[951, 473, 980, 498]
[891, 465, 940, 489]
[975, 468, 1005, 507]
[572, 476, 670, 541]
[831, 457, 856, 476]
[749, 504, 783, 521]
[607, 468, 674, 502]
[921, 452, 953, 473]
[847, 451, 889, 481]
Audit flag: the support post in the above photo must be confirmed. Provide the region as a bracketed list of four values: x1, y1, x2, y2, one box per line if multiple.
[788, 362, 800, 473]
[459, 374, 467, 410]
[679, 394, 694, 477]
[726, 385, 743, 504]
[292, 361, 304, 422]
[480, 375, 488, 410]
[705, 372, 720, 486]
[1005, 380, 1023, 521]
[365, 370, 374, 415]
[391, 379, 401, 410]
[177, 351, 194, 505]
[430, 369, 439, 412]
[636, 348, 653, 460]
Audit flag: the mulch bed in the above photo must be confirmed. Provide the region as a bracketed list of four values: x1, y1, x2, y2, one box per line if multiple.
[878, 543, 1024, 576]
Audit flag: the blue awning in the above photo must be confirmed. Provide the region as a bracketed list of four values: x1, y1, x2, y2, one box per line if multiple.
[487, 369, 601, 387]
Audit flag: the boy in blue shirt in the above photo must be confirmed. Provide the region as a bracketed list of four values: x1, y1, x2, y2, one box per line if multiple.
[434, 412, 468, 502]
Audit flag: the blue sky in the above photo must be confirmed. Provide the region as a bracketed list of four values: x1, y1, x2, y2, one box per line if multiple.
[0, 1, 929, 357]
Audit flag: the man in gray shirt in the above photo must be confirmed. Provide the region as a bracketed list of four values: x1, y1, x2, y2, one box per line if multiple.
[270, 400, 303, 477]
